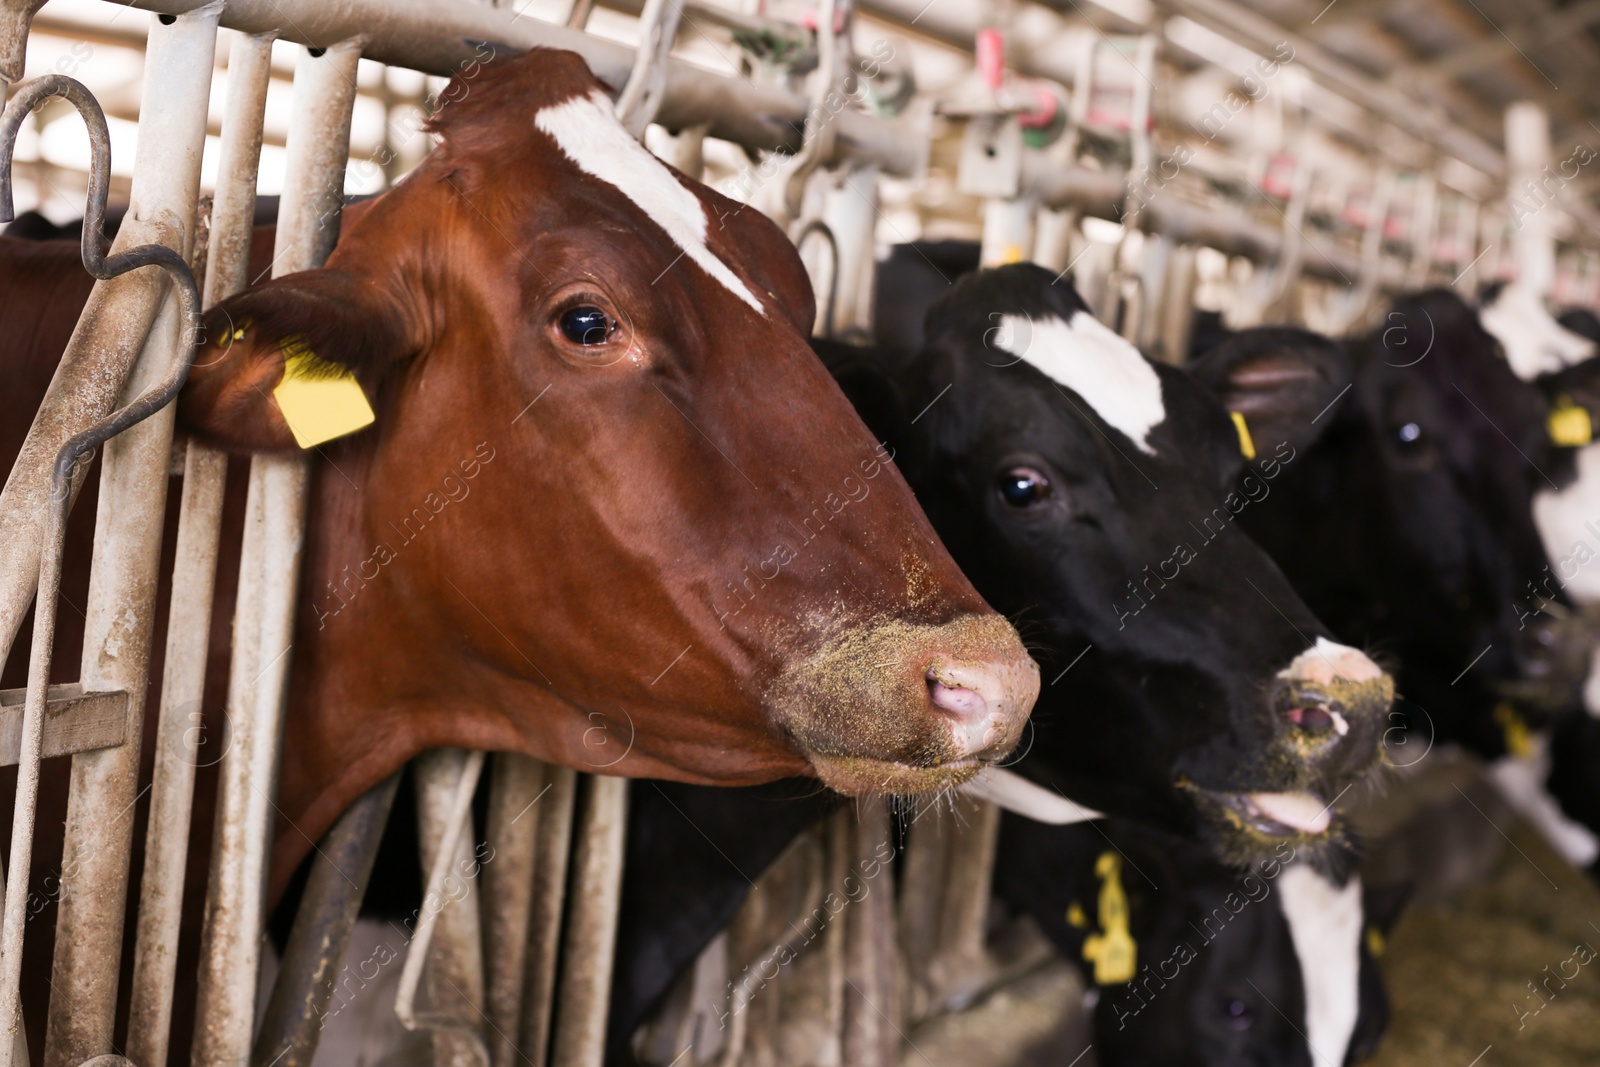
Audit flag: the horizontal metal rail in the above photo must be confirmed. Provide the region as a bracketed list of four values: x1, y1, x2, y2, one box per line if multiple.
[93, 0, 926, 178]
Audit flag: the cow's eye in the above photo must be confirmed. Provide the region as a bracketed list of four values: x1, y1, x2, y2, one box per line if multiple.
[1223, 998, 1253, 1031]
[1396, 422, 1422, 446]
[559, 305, 616, 346]
[997, 466, 1051, 507]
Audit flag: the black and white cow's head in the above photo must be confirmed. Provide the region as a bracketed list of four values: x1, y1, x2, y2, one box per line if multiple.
[996, 816, 1404, 1067]
[826, 263, 1394, 868]
[1195, 292, 1592, 758]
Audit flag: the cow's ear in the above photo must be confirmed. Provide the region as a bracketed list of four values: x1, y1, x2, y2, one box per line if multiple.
[812, 338, 910, 450]
[1188, 327, 1352, 458]
[1535, 357, 1600, 448]
[180, 268, 414, 452]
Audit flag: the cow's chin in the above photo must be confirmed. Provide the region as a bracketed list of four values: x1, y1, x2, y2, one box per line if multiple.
[1181, 782, 1349, 866]
[806, 753, 986, 796]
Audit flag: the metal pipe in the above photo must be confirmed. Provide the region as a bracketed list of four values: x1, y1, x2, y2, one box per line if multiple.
[251, 773, 401, 1067]
[5, 19, 212, 1067]
[517, 765, 577, 1067]
[0, 0, 47, 86]
[94, 0, 926, 178]
[481, 754, 545, 1067]
[840, 800, 895, 1067]
[126, 32, 276, 1066]
[550, 775, 629, 1067]
[396, 749, 489, 1066]
[190, 37, 362, 1067]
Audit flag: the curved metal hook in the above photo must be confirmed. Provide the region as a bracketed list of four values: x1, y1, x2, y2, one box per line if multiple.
[794, 217, 841, 339]
[0, 77, 204, 1039]
[0, 74, 203, 497]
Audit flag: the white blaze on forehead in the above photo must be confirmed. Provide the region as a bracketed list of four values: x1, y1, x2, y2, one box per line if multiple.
[1279, 865, 1362, 1067]
[1480, 282, 1595, 380]
[534, 89, 764, 315]
[1279, 636, 1383, 684]
[993, 311, 1166, 454]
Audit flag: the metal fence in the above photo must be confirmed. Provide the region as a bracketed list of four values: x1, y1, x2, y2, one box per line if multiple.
[0, 0, 1589, 1064]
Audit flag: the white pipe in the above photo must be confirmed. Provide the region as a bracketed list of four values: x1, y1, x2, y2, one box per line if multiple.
[32, 10, 220, 1066]
[125, 30, 276, 1067]
[189, 38, 362, 1067]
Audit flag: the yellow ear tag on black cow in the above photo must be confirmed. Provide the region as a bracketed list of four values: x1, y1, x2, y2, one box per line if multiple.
[1066, 902, 1089, 929]
[1548, 396, 1593, 448]
[1230, 411, 1257, 460]
[1366, 926, 1387, 958]
[273, 341, 376, 449]
[1081, 851, 1137, 985]
[1494, 702, 1534, 759]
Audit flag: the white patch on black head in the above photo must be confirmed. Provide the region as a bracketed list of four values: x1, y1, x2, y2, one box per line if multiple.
[535, 89, 764, 315]
[991, 311, 1165, 454]
[1278, 864, 1361, 1067]
[1480, 283, 1595, 380]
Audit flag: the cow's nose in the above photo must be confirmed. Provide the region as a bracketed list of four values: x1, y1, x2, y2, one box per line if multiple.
[1515, 613, 1589, 682]
[1275, 637, 1391, 742]
[926, 658, 1033, 758]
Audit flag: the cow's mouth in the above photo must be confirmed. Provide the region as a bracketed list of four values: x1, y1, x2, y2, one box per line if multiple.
[1184, 782, 1338, 840]
[807, 752, 986, 796]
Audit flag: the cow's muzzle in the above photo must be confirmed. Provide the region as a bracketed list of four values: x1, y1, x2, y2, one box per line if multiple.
[1184, 637, 1393, 852]
[1497, 606, 1593, 715]
[768, 613, 1039, 796]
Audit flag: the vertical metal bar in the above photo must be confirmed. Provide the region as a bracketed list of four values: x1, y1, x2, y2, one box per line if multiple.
[934, 799, 999, 986]
[405, 747, 488, 1067]
[894, 803, 946, 1023]
[550, 775, 628, 1067]
[126, 32, 276, 1067]
[840, 800, 895, 1067]
[1507, 102, 1553, 297]
[37, 11, 220, 1066]
[191, 38, 363, 1067]
[517, 764, 576, 1067]
[251, 773, 400, 1067]
[482, 754, 545, 1067]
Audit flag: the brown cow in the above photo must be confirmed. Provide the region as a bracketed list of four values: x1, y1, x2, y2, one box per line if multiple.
[3, 44, 1035, 953]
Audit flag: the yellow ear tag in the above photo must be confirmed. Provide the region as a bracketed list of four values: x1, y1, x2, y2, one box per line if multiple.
[272, 343, 376, 449]
[1066, 902, 1089, 929]
[1081, 852, 1137, 985]
[1229, 411, 1257, 460]
[1548, 396, 1592, 448]
[1365, 926, 1387, 958]
[1494, 702, 1534, 759]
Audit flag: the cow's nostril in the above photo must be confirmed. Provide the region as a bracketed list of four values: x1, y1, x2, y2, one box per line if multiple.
[1285, 705, 1340, 733]
[927, 674, 987, 719]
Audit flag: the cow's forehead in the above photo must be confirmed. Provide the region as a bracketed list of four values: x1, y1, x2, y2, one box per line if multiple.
[989, 311, 1166, 455]
[533, 89, 764, 315]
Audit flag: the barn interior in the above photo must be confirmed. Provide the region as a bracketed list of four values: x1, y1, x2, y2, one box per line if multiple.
[4, 0, 1600, 1065]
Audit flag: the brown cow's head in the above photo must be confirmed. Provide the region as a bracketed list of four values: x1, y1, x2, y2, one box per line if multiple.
[179, 49, 1037, 889]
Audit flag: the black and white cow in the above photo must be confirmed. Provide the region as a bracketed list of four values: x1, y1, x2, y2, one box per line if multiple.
[1471, 288, 1600, 870]
[1192, 295, 1594, 755]
[997, 814, 1404, 1067]
[837, 263, 1392, 870]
